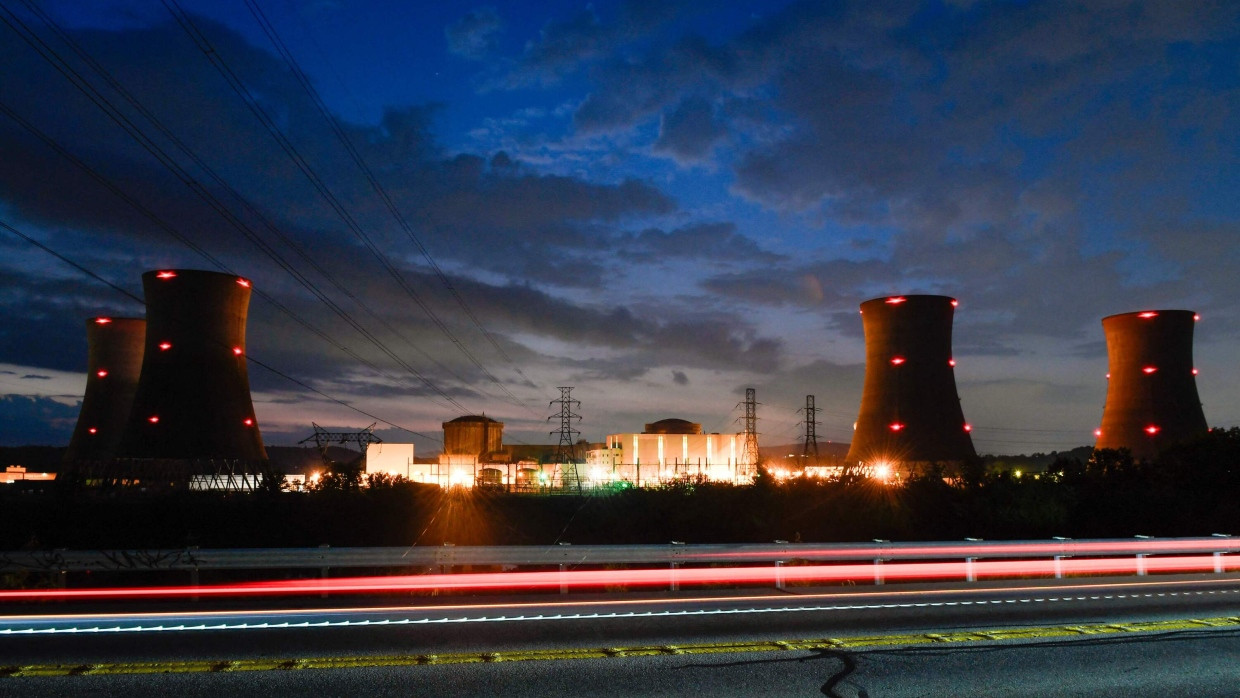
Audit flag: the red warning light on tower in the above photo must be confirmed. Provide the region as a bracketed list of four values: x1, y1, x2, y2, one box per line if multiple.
[148, 415, 160, 424]
[96, 370, 108, 378]
[243, 418, 255, 426]
[88, 427, 98, 434]
[94, 317, 112, 325]
[890, 356, 906, 365]
[158, 342, 172, 351]
[963, 424, 973, 432]
[890, 422, 905, 432]
[1137, 311, 1158, 319]
[885, 296, 907, 305]
[155, 271, 177, 280]
[1142, 366, 1158, 374]
[232, 347, 244, 356]
[236, 278, 251, 288]
[1145, 425, 1160, 435]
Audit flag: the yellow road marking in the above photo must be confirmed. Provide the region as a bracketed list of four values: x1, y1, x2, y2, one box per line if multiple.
[3, 615, 1238, 678]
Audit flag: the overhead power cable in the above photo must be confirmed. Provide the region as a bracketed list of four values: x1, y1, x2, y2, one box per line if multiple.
[162, 0, 536, 415]
[0, 97, 451, 418]
[0, 216, 438, 442]
[0, 3, 469, 413]
[243, 0, 535, 386]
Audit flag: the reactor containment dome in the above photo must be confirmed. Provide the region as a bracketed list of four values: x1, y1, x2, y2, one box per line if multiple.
[846, 294, 976, 468]
[1095, 310, 1207, 460]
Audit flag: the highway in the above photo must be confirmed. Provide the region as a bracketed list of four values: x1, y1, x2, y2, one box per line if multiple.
[3, 574, 1240, 696]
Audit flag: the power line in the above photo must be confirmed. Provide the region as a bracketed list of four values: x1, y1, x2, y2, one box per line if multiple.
[0, 3, 470, 413]
[161, 0, 537, 417]
[0, 216, 438, 442]
[243, 0, 535, 387]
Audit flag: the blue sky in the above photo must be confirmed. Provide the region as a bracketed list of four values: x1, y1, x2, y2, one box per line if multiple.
[0, 0, 1237, 454]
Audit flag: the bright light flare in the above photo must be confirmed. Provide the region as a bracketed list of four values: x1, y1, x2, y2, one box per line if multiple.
[155, 271, 177, 280]
[885, 296, 907, 305]
[95, 370, 108, 378]
[963, 424, 972, 432]
[1142, 366, 1158, 374]
[1145, 425, 1160, 435]
[158, 342, 172, 351]
[1137, 311, 1158, 319]
[236, 278, 251, 288]
[890, 356, 906, 365]
[889, 422, 904, 432]
[94, 317, 112, 325]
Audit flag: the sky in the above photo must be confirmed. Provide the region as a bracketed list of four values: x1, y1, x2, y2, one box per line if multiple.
[0, 0, 1237, 456]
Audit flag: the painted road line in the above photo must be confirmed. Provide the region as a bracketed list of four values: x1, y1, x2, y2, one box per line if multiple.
[2, 615, 1239, 678]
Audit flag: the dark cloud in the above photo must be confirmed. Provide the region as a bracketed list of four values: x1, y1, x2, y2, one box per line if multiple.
[672, 370, 689, 385]
[0, 395, 78, 446]
[446, 7, 504, 60]
[653, 95, 724, 162]
[620, 222, 781, 264]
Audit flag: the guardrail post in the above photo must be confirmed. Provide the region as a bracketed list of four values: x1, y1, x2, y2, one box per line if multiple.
[874, 558, 884, 585]
[965, 557, 976, 583]
[1135, 553, 1147, 576]
[670, 562, 679, 591]
[1053, 555, 1064, 579]
[559, 563, 568, 594]
[319, 544, 330, 598]
[1215, 551, 1224, 574]
[775, 560, 785, 590]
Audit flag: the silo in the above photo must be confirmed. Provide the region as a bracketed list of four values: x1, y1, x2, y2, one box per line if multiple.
[1095, 310, 1206, 459]
[64, 317, 145, 463]
[117, 269, 266, 463]
[442, 415, 503, 457]
[846, 295, 976, 467]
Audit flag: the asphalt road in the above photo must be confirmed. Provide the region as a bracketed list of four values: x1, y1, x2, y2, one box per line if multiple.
[3, 574, 1240, 696]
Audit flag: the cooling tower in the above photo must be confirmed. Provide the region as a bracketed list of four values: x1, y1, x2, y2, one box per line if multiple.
[1095, 310, 1207, 459]
[64, 317, 145, 463]
[116, 269, 266, 462]
[846, 295, 976, 466]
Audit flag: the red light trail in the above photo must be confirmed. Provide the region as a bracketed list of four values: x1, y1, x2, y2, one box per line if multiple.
[1, 553, 1235, 603]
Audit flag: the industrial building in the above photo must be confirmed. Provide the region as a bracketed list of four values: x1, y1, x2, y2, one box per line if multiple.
[63, 316, 145, 464]
[846, 295, 976, 471]
[587, 418, 754, 486]
[1095, 310, 1208, 459]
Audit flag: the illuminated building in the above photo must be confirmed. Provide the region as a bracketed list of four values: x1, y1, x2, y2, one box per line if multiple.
[113, 269, 267, 488]
[1095, 310, 1207, 459]
[846, 295, 976, 469]
[589, 418, 754, 485]
[64, 317, 145, 464]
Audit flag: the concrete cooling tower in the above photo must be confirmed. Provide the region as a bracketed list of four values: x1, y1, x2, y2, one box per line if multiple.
[117, 269, 267, 463]
[64, 317, 145, 463]
[1095, 310, 1207, 459]
[846, 295, 976, 467]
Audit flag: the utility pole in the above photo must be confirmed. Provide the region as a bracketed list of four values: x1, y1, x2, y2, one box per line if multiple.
[798, 395, 821, 461]
[549, 387, 583, 492]
[735, 387, 760, 478]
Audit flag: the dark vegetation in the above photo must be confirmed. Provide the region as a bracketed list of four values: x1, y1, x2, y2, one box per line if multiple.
[1, 429, 1237, 551]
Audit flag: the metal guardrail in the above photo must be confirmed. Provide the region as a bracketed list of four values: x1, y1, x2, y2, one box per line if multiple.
[2, 536, 1236, 578]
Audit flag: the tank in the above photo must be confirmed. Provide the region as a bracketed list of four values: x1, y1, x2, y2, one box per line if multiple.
[442, 415, 503, 456]
[846, 295, 976, 466]
[1095, 310, 1207, 459]
[64, 317, 145, 463]
[116, 269, 266, 461]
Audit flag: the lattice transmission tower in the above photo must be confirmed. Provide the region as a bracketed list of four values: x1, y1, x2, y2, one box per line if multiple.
[736, 387, 760, 477]
[549, 387, 583, 492]
[798, 395, 821, 461]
